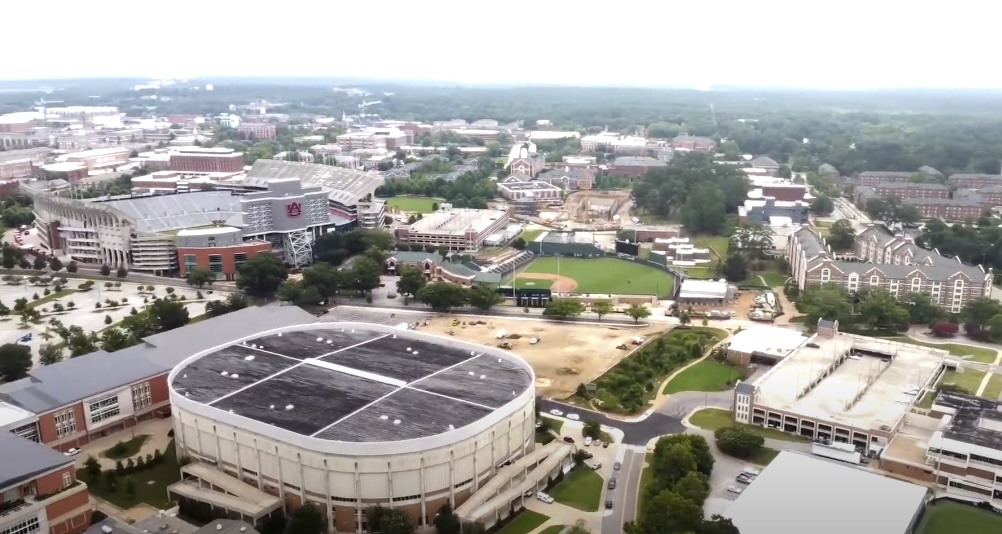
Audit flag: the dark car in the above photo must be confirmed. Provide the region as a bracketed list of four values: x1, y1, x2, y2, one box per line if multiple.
[562, 436, 575, 443]
[608, 479, 616, 490]
[582, 452, 594, 460]
[602, 442, 609, 448]
[605, 500, 613, 509]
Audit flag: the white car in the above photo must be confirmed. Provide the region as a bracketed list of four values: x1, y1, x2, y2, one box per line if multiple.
[63, 448, 80, 456]
[550, 409, 564, 417]
[584, 437, 593, 446]
[536, 492, 554, 504]
[726, 485, 743, 494]
[567, 413, 580, 421]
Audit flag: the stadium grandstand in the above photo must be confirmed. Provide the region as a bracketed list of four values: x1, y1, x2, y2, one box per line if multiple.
[23, 160, 384, 274]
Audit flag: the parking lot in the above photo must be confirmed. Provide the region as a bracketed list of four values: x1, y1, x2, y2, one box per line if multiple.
[0, 278, 227, 364]
[699, 433, 754, 517]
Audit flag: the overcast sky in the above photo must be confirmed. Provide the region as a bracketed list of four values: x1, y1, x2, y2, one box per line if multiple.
[3, 0, 997, 89]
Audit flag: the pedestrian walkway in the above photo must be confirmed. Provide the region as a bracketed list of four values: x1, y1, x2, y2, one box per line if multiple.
[75, 418, 174, 470]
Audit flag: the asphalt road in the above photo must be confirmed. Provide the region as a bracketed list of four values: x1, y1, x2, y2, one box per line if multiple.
[602, 448, 647, 534]
[538, 399, 685, 446]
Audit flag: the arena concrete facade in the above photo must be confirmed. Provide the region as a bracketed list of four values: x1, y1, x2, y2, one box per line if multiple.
[169, 322, 536, 533]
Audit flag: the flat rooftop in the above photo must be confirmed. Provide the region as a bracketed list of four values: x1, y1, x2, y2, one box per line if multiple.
[499, 181, 561, 191]
[541, 231, 594, 244]
[171, 326, 532, 443]
[754, 334, 946, 429]
[408, 209, 506, 235]
[724, 451, 926, 534]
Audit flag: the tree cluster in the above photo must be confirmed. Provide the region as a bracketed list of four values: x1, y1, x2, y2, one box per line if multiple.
[414, 281, 504, 312]
[633, 153, 749, 235]
[919, 219, 1002, 277]
[314, 228, 395, 267]
[595, 328, 722, 413]
[627, 434, 738, 534]
[0, 193, 34, 229]
[863, 197, 924, 225]
[714, 426, 765, 459]
[376, 165, 496, 210]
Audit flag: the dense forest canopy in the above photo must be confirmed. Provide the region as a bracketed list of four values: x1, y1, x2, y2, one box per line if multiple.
[5, 80, 1002, 174]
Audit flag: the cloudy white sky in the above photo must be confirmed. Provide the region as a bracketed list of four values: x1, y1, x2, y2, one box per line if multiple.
[3, 0, 998, 89]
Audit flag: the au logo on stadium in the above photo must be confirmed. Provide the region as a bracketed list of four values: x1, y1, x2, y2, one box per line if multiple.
[286, 202, 302, 218]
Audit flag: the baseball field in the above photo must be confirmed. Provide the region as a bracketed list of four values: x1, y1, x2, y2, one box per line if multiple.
[512, 257, 674, 297]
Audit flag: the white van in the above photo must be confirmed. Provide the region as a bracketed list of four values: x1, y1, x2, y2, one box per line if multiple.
[536, 492, 554, 504]
[742, 467, 761, 477]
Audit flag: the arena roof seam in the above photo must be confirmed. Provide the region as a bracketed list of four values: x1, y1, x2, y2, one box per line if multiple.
[308, 352, 488, 434]
[207, 334, 391, 406]
[240, 344, 302, 362]
[408, 386, 497, 411]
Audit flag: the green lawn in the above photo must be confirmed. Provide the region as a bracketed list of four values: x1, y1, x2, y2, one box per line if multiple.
[550, 467, 604, 512]
[983, 374, 1002, 400]
[748, 447, 780, 466]
[663, 360, 743, 394]
[942, 369, 986, 395]
[915, 391, 936, 410]
[637, 454, 654, 517]
[496, 511, 550, 534]
[520, 257, 674, 297]
[538, 526, 565, 534]
[753, 271, 789, 287]
[892, 337, 998, 364]
[691, 235, 730, 259]
[385, 196, 443, 213]
[83, 440, 181, 509]
[689, 408, 805, 442]
[521, 229, 545, 242]
[917, 501, 1002, 534]
[541, 416, 563, 433]
[515, 278, 554, 290]
[682, 266, 717, 279]
[101, 434, 150, 460]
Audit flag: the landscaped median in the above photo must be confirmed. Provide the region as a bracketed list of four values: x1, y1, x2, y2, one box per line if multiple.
[662, 359, 743, 394]
[549, 467, 604, 512]
[688, 408, 806, 442]
[495, 510, 550, 534]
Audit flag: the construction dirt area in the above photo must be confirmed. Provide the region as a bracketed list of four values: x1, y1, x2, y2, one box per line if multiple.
[418, 316, 672, 397]
[563, 190, 632, 224]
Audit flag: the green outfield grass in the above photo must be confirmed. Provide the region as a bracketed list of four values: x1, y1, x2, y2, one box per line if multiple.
[917, 501, 1002, 534]
[385, 196, 443, 213]
[518, 257, 674, 297]
[521, 229, 545, 242]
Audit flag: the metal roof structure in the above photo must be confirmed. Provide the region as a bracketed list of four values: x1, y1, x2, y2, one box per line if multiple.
[0, 431, 73, 490]
[724, 451, 926, 534]
[171, 326, 533, 442]
[243, 160, 383, 207]
[97, 191, 243, 233]
[0, 306, 316, 414]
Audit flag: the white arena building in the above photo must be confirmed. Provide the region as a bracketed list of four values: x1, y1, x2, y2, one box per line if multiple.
[168, 322, 536, 533]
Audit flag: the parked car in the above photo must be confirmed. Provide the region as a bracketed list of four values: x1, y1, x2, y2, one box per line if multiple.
[582, 452, 594, 460]
[550, 409, 564, 417]
[742, 467, 761, 477]
[563, 436, 575, 443]
[602, 442, 609, 448]
[613, 462, 621, 470]
[608, 478, 617, 490]
[605, 500, 613, 509]
[727, 485, 743, 494]
[63, 448, 80, 456]
[537, 492, 554, 504]
[567, 413, 580, 421]
[736, 474, 753, 484]
[591, 462, 603, 470]
[524, 490, 533, 498]
[584, 437, 593, 446]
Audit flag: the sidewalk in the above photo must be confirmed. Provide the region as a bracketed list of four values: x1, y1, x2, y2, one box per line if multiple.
[76, 418, 174, 470]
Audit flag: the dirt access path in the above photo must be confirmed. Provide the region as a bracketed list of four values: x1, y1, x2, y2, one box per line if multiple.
[515, 272, 578, 293]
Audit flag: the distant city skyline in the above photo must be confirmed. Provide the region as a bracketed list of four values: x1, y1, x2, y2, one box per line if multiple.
[4, 0, 998, 90]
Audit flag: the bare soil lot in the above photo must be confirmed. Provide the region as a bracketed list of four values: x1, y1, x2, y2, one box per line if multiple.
[418, 316, 671, 397]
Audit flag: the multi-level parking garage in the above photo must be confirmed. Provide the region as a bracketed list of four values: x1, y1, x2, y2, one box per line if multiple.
[168, 322, 536, 533]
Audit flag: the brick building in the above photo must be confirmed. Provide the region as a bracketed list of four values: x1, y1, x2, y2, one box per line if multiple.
[237, 123, 276, 140]
[537, 167, 594, 190]
[177, 227, 272, 280]
[787, 225, 992, 313]
[948, 173, 1002, 189]
[901, 198, 985, 221]
[759, 183, 808, 202]
[168, 147, 245, 173]
[857, 171, 920, 187]
[0, 433, 91, 534]
[63, 147, 130, 171]
[0, 158, 33, 180]
[608, 156, 667, 178]
[855, 182, 950, 204]
[670, 135, 716, 152]
[955, 186, 1002, 208]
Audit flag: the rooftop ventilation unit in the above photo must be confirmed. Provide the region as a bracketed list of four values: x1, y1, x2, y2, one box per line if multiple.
[380, 415, 388, 420]
[316, 337, 323, 342]
[244, 355, 255, 361]
[230, 374, 239, 379]
[221, 371, 229, 376]
[285, 404, 294, 411]
[393, 419, 401, 425]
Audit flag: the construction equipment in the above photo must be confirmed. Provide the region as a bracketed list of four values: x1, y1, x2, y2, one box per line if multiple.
[498, 341, 513, 349]
[529, 337, 540, 345]
[616, 344, 628, 350]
